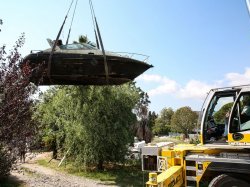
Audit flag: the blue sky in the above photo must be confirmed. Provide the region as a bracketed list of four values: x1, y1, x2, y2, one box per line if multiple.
[1, 0, 250, 113]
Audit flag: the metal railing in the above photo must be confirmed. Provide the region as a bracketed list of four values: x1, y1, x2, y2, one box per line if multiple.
[112, 52, 150, 63]
[30, 50, 43, 54]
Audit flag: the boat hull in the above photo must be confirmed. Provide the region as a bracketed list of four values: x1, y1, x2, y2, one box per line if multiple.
[23, 52, 152, 85]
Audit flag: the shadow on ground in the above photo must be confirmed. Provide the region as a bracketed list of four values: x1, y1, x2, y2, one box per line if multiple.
[0, 175, 25, 187]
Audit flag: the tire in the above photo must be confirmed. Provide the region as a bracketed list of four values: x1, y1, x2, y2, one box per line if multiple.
[208, 174, 249, 187]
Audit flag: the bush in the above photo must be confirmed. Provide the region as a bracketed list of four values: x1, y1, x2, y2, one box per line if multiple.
[0, 147, 13, 179]
[189, 136, 200, 145]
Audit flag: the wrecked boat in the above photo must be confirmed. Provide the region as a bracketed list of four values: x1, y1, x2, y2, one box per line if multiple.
[23, 41, 153, 85]
[22, 0, 153, 86]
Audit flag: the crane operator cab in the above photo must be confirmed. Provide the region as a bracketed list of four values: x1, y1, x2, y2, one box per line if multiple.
[201, 86, 250, 146]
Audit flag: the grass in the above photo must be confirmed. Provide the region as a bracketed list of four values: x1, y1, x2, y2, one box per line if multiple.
[151, 136, 185, 144]
[19, 167, 40, 178]
[37, 158, 148, 187]
[0, 176, 25, 187]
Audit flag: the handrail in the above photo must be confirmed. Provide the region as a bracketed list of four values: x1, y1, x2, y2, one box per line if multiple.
[112, 52, 150, 63]
[30, 50, 43, 54]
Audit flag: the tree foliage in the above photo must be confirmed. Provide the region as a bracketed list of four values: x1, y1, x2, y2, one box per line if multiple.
[0, 34, 37, 144]
[153, 107, 173, 135]
[133, 91, 153, 143]
[148, 111, 157, 131]
[213, 102, 233, 123]
[170, 106, 198, 137]
[0, 19, 2, 32]
[0, 33, 37, 177]
[73, 35, 88, 44]
[0, 147, 12, 178]
[35, 83, 141, 170]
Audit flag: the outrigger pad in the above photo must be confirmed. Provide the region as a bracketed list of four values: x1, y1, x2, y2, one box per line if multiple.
[22, 51, 153, 86]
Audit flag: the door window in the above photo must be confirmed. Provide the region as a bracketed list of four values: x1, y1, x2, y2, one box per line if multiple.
[230, 92, 250, 133]
[204, 94, 234, 142]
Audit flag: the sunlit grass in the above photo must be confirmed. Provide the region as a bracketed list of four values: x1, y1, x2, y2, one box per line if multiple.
[151, 136, 185, 144]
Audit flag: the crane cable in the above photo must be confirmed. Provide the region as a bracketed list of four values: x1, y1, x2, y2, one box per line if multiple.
[89, 0, 100, 49]
[47, 0, 74, 80]
[89, 0, 109, 84]
[66, 0, 78, 45]
[246, 0, 250, 16]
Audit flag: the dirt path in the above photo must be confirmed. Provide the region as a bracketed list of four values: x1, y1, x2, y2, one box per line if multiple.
[10, 153, 117, 187]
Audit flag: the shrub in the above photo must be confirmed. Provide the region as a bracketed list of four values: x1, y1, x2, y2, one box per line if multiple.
[0, 147, 13, 179]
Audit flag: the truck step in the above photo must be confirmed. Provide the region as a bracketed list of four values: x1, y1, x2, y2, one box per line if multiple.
[186, 176, 196, 181]
[186, 166, 196, 171]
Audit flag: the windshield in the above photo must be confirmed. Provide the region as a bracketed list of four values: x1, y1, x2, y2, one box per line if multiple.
[59, 43, 97, 50]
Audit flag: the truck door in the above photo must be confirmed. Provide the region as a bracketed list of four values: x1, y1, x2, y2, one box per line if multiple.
[229, 91, 250, 145]
[202, 90, 237, 144]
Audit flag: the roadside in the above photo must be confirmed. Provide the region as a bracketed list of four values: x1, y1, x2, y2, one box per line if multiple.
[5, 152, 145, 187]
[11, 164, 115, 187]
[9, 152, 117, 187]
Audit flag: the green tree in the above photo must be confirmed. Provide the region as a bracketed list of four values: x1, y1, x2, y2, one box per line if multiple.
[213, 102, 233, 123]
[73, 35, 88, 44]
[148, 111, 157, 131]
[35, 83, 141, 170]
[34, 87, 67, 159]
[134, 90, 152, 143]
[170, 106, 198, 137]
[153, 108, 173, 135]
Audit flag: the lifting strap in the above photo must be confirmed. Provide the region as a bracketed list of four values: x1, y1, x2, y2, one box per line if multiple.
[246, 0, 250, 16]
[89, 1, 100, 49]
[66, 0, 78, 45]
[47, 0, 74, 80]
[89, 0, 109, 84]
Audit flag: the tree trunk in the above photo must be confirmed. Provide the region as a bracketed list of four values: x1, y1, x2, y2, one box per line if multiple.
[97, 159, 104, 170]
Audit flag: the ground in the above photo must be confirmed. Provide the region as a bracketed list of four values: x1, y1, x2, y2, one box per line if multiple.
[9, 152, 118, 187]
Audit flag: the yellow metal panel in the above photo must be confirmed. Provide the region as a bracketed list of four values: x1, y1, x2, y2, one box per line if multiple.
[196, 162, 211, 184]
[200, 134, 204, 145]
[158, 166, 183, 186]
[146, 166, 183, 186]
[146, 173, 158, 186]
[228, 133, 250, 144]
[161, 149, 176, 168]
[161, 149, 174, 157]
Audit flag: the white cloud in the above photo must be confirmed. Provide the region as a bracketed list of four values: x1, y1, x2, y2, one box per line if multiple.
[136, 74, 165, 83]
[148, 79, 178, 97]
[178, 80, 216, 99]
[225, 68, 250, 86]
[137, 74, 178, 97]
[138, 74, 217, 99]
[138, 68, 250, 101]
[136, 74, 179, 97]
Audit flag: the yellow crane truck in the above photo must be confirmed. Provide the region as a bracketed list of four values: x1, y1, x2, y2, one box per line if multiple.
[142, 86, 250, 187]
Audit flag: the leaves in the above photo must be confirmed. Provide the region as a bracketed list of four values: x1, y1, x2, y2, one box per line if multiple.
[213, 102, 233, 124]
[35, 83, 142, 169]
[170, 106, 198, 136]
[0, 34, 38, 177]
[153, 107, 173, 135]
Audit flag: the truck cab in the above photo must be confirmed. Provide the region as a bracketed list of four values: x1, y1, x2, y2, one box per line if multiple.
[201, 86, 250, 146]
[144, 86, 250, 187]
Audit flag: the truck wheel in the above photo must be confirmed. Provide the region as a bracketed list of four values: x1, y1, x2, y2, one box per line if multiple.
[208, 174, 249, 187]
